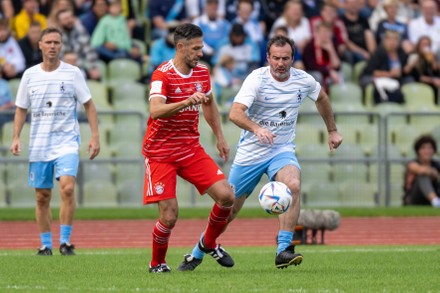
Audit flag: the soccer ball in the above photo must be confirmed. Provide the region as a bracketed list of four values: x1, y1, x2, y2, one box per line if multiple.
[258, 181, 292, 215]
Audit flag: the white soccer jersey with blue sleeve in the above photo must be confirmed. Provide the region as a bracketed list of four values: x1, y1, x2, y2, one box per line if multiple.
[15, 61, 91, 162]
[233, 66, 321, 165]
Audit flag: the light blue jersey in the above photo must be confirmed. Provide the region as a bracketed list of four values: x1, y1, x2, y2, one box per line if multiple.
[15, 62, 91, 162]
[232, 66, 321, 166]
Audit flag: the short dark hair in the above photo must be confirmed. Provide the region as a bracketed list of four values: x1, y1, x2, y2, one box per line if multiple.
[174, 23, 203, 44]
[414, 134, 437, 154]
[39, 27, 62, 41]
[266, 35, 296, 58]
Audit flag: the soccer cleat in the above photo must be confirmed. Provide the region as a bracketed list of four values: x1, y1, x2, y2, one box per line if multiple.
[198, 238, 234, 268]
[177, 254, 203, 271]
[36, 246, 53, 256]
[59, 243, 76, 256]
[275, 245, 303, 269]
[149, 264, 171, 273]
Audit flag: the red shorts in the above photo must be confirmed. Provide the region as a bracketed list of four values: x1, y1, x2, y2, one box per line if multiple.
[143, 147, 226, 204]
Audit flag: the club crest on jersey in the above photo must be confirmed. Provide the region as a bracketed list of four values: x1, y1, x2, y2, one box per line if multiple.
[154, 182, 165, 194]
[60, 82, 65, 93]
[195, 82, 202, 92]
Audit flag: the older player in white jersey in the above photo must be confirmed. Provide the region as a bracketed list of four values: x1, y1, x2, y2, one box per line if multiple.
[10, 27, 100, 256]
[179, 35, 343, 270]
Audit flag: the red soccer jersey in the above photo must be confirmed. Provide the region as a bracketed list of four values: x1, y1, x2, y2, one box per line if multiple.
[142, 60, 212, 163]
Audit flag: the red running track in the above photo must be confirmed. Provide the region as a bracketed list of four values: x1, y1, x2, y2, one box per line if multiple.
[0, 217, 439, 249]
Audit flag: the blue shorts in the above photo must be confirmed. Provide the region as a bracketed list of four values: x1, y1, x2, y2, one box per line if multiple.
[228, 152, 300, 198]
[29, 153, 79, 189]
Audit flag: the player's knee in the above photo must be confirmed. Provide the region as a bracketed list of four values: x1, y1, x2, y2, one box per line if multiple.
[60, 183, 75, 198]
[160, 215, 178, 228]
[285, 180, 300, 197]
[217, 190, 235, 207]
[36, 190, 51, 206]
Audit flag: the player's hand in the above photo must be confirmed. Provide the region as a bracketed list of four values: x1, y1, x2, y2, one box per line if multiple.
[328, 130, 343, 151]
[88, 137, 100, 160]
[10, 139, 21, 156]
[255, 127, 276, 145]
[186, 92, 209, 106]
[216, 136, 230, 163]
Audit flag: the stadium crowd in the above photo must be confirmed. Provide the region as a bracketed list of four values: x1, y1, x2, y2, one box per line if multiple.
[1, 0, 440, 207]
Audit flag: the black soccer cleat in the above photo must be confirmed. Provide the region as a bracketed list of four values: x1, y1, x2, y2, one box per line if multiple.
[198, 238, 234, 268]
[275, 245, 303, 269]
[149, 264, 171, 273]
[177, 254, 203, 271]
[60, 243, 76, 256]
[36, 246, 53, 256]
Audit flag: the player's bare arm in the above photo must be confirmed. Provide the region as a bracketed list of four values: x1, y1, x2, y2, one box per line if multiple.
[314, 89, 343, 151]
[229, 102, 276, 145]
[202, 93, 229, 163]
[10, 107, 28, 156]
[149, 92, 209, 119]
[83, 99, 100, 160]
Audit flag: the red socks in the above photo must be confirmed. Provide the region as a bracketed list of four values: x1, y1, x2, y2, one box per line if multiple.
[203, 203, 233, 249]
[150, 220, 172, 267]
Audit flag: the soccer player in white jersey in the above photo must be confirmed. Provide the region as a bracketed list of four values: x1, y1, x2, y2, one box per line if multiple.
[179, 35, 343, 270]
[10, 27, 100, 256]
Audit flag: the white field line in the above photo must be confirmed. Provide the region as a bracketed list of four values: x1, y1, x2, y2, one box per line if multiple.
[0, 246, 438, 257]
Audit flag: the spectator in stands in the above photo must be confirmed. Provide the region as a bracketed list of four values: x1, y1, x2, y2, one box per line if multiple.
[310, 2, 348, 59]
[369, 0, 418, 32]
[360, 30, 413, 103]
[148, 25, 176, 74]
[12, 0, 47, 40]
[341, 0, 376, 65]
[233, 0, 264, 45]
[18, 21, 43, 70]
[0, 0, 15, 21]
[408, 0, 440, 58]
[225, 0, 263, 23]
[404, 135, 440, 207]
[213, 54, 242, 106]
[193, 0, 231, 66]
[302, 22, 342, 91]
[57, 8, 101, 80]
[185, 0, 226, 21]
[149, 0, 188, 40]
[79, 0, 109, 36]
[375, 0, 413, 54]
[269, 0, 311, 54]
[0, 66, 15, 129]
[407, 36, 440, 103]
[47, 0, 76, 27]
[260, 0, 287, 32]
[301, 0, 325, 18]
[212, 23, 260, 83]
[0, 19, 26, 79]
[91, 0, 141, 63]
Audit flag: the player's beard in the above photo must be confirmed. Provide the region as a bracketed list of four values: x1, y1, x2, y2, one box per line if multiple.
[185, 55, 199, 69]
[271, 66, 290, 81]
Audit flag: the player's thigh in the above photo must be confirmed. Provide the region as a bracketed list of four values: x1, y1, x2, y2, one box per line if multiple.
[228, 162, 266, 199]
[269, 152, 301, 194]
[143, 158, 178, 204]
[178, 149, 226, 196]
[29, 161, 55, 189]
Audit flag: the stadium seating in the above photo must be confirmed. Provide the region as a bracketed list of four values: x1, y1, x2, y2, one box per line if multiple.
[114, 161, 144, 184]
[295, 123, 323, 145]
[340, 181, 377, 206]
[7, 78, 21, 98]
[7, 182, 35, 207]
[82, 180, 118, 207]
[303, 182, 341, 207]
[300, 163, 331, 183]
[332, 163, 369, 183]
[111, 81, 146, 106]
[340, 62, 353, 82]
[352, 60, 366, 84]
[329, 82, 363, 105]
[401, 82, 436, 108]
[117, 179, 143, 206]
[393, 124, 422, 157]
[296, 143, 329, 159]
[86, 80, 112, 111]
[107, 58, 142, 86]
[331, 143, 365, 159]
[81, 161, 114, 184]
[0, 180, 6, 207]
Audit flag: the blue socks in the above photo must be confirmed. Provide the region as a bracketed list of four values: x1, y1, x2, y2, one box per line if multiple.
[277, 230, 293, 255]
[60, 225, 72, 245]
[40, 232, 52, 249]
[191, 233, 205, 259]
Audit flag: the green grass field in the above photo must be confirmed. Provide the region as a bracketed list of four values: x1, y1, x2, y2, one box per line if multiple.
[1, 246, 439, 292]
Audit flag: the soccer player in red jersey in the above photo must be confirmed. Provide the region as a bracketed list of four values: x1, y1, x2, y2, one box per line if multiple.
[143, 23, 235, 273]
